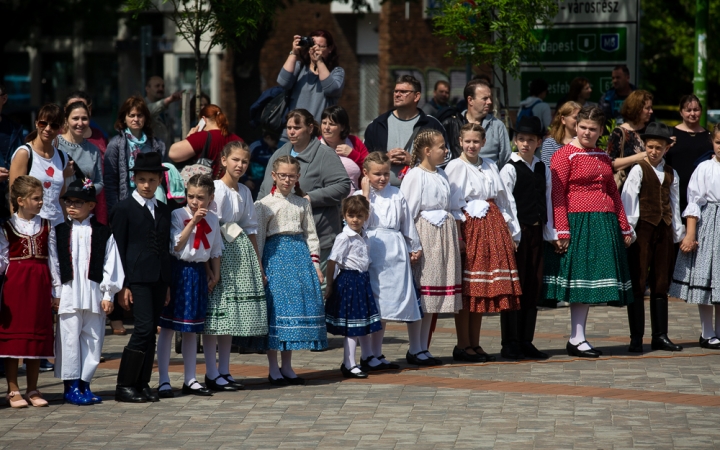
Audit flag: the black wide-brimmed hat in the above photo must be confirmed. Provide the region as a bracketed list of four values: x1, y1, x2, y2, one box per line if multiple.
[131, 152, 169, 172]
[62, 178, 97, 203]
[513, 116, 545, 137]
[641, 122, 673, 144]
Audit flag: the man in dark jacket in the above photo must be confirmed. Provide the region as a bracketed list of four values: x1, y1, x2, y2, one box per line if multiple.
[598, 65, 636, 125]
[364, 75, 447, 186]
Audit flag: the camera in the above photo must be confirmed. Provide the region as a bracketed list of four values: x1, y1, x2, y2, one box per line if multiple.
[298, 36, 315, 48]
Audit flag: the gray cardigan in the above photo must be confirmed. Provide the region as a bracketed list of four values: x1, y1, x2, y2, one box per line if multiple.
[56, 135, 104, 194]
[258, 138, 351, 250]
[104, 132, 166, 213]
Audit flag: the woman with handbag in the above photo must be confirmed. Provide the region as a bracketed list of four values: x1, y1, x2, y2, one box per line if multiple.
[168, 104, 242, 179]
[606, 90, 654, 188]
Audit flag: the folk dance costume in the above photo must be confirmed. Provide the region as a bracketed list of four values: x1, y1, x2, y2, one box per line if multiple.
[255, 190, 328, 351]
[499, 152, 557, 359]
[157, 207, 224, 397]
[622, 159, 685, 352]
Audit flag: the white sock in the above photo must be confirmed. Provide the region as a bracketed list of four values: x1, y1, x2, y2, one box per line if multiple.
[267, 350, 282, 379]
[343, 337, 360, 371]
[406, 320, 427, 358]
[280, 350, 297, 378]
[569, 303, 592, 351]
[217, 335, 233, 377]
[371, 323, 386, 361]
[203, 334, 220, 380]
[156, 328, 173, 388]
[182, 332, 197, 386]
[186, 378, 202, 390]
[420, 314, 435, 357]
[358, 335, 380, 366]
[699, 305, 717, 340]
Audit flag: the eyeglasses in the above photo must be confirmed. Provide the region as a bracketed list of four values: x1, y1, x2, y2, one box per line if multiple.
[63, 199, 86, 208]
[37, 120, 61, 131]
[275, 173, 299, 181]
[394, 90, 416, 96]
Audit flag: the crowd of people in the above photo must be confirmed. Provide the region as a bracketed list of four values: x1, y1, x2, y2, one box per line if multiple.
[0, 30, 719, 408]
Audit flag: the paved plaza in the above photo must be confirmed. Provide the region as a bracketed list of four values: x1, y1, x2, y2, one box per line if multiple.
[2, 299, 720, 449]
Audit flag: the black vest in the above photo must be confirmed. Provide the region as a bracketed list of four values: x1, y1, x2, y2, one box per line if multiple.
[508, 159, 548, 226]
[56, 216, 112, 284]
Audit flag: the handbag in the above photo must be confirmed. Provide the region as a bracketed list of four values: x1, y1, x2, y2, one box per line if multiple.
[613, 127, 628, 191]
[179, 131, 214, 185]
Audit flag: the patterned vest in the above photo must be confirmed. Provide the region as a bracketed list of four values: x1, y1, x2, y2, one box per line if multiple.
[3, 218, 50, 260]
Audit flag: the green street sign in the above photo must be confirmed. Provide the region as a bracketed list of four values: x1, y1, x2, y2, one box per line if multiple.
[525, 27, 627, 63]
[520, 70, 614, 104]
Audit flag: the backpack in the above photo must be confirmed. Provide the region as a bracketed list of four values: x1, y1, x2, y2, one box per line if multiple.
[249, 86, 290, 132]
[516, 99, 542, 128]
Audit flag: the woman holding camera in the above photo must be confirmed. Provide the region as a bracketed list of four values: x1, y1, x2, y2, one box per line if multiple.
[278, 30, 345, 139]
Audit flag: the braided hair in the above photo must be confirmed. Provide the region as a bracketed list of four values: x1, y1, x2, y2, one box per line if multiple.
[410, 128, 444, 167]
[272, 155, 306, 197]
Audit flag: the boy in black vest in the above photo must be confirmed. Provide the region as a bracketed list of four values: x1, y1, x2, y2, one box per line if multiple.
[51, 178, 125, 405]
[111, 152, 172, 403]
[499, 116, 558, 359]
[620, 122, 684, 353]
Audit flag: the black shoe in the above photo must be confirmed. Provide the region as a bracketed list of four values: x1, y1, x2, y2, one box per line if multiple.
[405, 351, 437, 366]
[268, 375, 288, 386]
[219, 374, 245, 390]
[377, 355, 400, 370]
[360, 355, 384, 372]
[205, 375, 239, 392]
[421, 350, 443, 365]
[566, 341, 599, 358]
[628, 337, 644, 353]
[182, 382, 213, 396]
[157, 382, 174, 399]
[340, 364, 368, 379]
[651, 334, 683, 352]
[520, 342, 549, 360]
[452, 346, 484, 363]
[114, 386, 147, 403]
[699, 336, 720, 349]
[283, 375, 306, 385]
[500, 344, 525, 360]
[138, 385, 160, 402]
[471, 346, 495, 362]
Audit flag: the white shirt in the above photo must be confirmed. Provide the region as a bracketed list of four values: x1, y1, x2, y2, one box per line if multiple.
[0, 215, 56, 283]
[211, 180, 258, 234]
[132, 190, 157, 219]
[48, 215, 125, 314]
[400, 166, 463, 222]
[499, 153, 558, 241]
[328, 225, 371, 272]
[446, 157, 521, 243]
[354, 185, 422, 253]
[621, 160, 685, 243]
[171, 208, 224, 262]
[12, 145, 68, 227]
[684, 157, 720, 219]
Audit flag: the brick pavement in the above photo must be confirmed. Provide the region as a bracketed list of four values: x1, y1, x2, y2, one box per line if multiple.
[1, 300, 720, 448]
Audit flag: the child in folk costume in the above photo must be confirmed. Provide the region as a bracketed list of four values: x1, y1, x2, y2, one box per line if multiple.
[324, 196, 382, 378]
[255, 155, 328, 385]
[51, 179, 124, 405]
[203, 141, 267, 392]
[622, 122, 685, 353]
[0, 177, 56, 408]
[499, 117, 557, 360]
[157, 175, 224, 398]
[669, 124, 720, 350]
[400, 129, 463, 366]
[356, 152, 423, 369]
[445, 123, 522, 363]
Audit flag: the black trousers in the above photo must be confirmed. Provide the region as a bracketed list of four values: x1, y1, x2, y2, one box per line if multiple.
[124, 282, 168, 385]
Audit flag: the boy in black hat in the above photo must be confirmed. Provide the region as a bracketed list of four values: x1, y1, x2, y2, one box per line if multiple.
[621, 122, 685, 353]
[499, 116, 558, 359]
[51, 178, 125, 405]
[110, 152, 172, 402]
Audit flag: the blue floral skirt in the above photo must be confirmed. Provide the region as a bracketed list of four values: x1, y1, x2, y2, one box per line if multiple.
[325, 270, 382, 337]
[159, 259, 208, 333]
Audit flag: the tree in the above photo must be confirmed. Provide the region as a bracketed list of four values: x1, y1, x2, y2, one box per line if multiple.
[429, 0, 558, 108]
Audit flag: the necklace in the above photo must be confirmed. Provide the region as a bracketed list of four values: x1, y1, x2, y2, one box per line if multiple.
[418, 163, 437, 173]
[460, 152, 483, 168]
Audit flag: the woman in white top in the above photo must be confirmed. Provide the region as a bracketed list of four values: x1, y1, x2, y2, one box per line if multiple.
[400, 129, 462, 366]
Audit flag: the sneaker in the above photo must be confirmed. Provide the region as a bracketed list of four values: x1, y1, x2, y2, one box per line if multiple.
[38, 359, 54, 372]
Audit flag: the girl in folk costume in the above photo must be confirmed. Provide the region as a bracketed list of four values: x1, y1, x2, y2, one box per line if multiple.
[51, 179, 124, 405]
[324, 196, 382, 378]
[400, 129, 463, 366]
[255, 155, 328, 385]
[544, 106, 634, 358]
[446, 123, 522, 363]
[0, 177, 56, 408]
[204, 141, 268, 391]
[669, 124, 720, 350]
[157, 175, 224, 398]
[356, 152, 423, 370]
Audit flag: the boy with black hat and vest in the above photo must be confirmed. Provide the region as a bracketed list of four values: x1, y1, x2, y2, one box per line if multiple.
[110, 152, 172, 403]
[50, 178, 125, 405]
[621, 122, 685, 353]
[499, 116, 558, 359]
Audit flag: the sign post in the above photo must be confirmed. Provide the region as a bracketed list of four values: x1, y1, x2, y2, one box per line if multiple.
[694, 0, 708, 127]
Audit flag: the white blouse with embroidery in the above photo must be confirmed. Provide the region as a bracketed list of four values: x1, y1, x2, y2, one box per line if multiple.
[211, 180, 259, 234]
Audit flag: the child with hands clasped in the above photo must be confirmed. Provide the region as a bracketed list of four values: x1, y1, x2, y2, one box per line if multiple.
[156, 174, 223, 398]
[51, 179, 125, 405]
[324, 196, 382, 378]
[0, 177, 56, 408]
[256, 155, 328, 385]
[669, 124, 720, 350]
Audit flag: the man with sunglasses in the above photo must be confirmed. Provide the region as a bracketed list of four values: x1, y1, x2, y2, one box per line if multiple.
[364, 75, 448, 187]
[0, 83, 19, 221]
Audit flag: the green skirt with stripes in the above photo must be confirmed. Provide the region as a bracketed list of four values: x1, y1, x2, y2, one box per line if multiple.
[542, 212, 633, 306]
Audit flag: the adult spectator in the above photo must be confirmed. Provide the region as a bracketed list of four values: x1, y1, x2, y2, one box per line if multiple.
[167, 104, 241, 179]
[258, 108, 350, 279]
[189, 92, 210, 126]
[319, 105, 368, 194]
[364, 75, 447, 186]
[422, 80, 451, 117]
[56, 101, 103, 195]
[455, 74, 494, 113]
[541, 101, 581, 166]
[0, 83, 21, 221]
[599, 65, 636, 124]
[606, 90, 653, 172]
[556, 77, 594, 111]
[145, 75, 183, 150]
[442, 79, 511, 168]
[278, 30, 345, 139]
[518, 78, 552, 131]
[665, 94, 714, 212]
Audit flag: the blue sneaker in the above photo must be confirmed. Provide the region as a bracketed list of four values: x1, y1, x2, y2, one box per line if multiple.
[39, 359, 54, 372]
